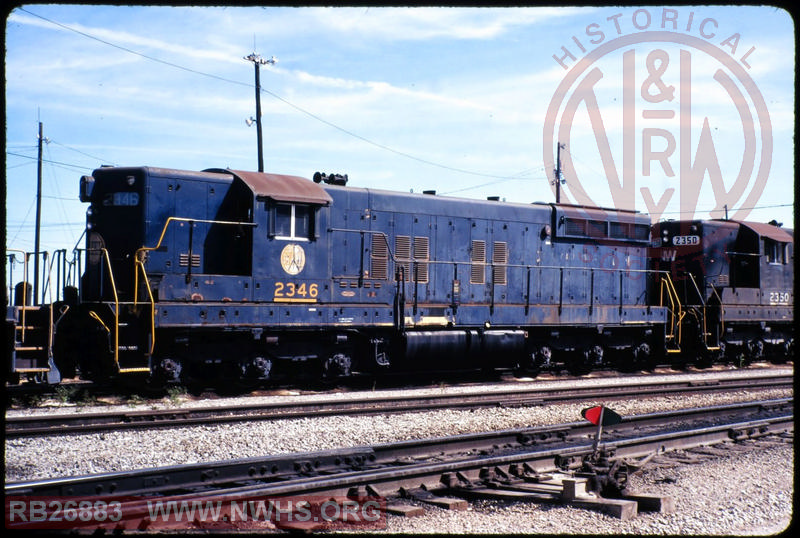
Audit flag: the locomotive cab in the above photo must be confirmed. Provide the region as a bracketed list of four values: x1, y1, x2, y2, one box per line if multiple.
[210, 168, 334, 301]
[65, 166, 337, 383]
[651, 219, 793, 364]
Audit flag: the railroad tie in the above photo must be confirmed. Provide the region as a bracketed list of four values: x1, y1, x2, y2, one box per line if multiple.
[441, 473, 674, 521]
[400, 487, 468, 511]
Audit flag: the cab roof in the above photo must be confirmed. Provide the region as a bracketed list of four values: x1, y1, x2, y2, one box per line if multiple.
[205, 168, 333, 206]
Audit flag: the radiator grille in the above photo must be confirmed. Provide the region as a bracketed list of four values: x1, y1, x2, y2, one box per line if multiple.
[492, 241, 508, 285]
[178, 253, 200, 268]
[370, 234, 389, 279]
[471, 240, 486, 284]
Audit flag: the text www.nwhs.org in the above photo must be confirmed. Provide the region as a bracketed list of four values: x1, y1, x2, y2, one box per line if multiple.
[5, 495, 388, 530]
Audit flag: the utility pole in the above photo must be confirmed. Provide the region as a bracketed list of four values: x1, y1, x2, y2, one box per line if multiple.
[244, 52, 277, 172]
[553, 142, 566, 204]
[33, 121, 43, 305]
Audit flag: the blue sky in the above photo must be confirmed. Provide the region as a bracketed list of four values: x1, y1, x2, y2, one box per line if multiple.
[5, 5, 795, 257]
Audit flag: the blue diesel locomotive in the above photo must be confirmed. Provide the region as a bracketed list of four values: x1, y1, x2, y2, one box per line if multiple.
[6, 166, 792, 386]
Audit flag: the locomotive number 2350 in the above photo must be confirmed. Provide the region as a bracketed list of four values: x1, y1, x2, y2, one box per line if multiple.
[274, 282, 319, 300]
[769, 291, 790, 304]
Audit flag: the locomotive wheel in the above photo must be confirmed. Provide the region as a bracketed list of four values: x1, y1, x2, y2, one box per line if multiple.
[537, 345, 553, 369]
[226, 355, 273, 391]
[734, 338, 765, 367]
[770, 339, 792, 364]
[322, 353, 353, 379]
[747, 339, 765, 362]
[240, 355, 273, 381]
[631, 342, 654, 371]
[588, 345, 604, 367]
[566, 349, 592, 376]
[152, 356, 183, 385]
[516, 345, 551, 377]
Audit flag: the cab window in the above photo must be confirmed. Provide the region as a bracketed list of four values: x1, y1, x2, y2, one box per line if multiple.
[272, 203, 313, 241]
[764, 239, 787, 265]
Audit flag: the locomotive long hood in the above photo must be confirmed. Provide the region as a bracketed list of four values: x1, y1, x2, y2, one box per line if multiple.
[205, 168, 333, 206]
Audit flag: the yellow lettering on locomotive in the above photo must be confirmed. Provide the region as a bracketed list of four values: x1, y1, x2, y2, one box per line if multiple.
[274, 281, 319, 302]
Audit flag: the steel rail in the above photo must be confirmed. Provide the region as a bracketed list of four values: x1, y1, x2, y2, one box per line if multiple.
[6, 398, 792, 498]
[5, 404, 791, 532]
[177, 413, 793, 502]
[5, 373, 792, 438]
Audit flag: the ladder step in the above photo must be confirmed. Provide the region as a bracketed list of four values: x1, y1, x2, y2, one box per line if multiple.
[15, 346, 45, 352]
[118, 367, 151, 374]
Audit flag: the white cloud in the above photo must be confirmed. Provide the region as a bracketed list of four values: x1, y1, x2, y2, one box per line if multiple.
[300, 6, 581, 42]
[4, 5, 794, 252]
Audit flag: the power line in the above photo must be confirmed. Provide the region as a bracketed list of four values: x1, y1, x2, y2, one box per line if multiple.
[8, 197, 36, 246]
[12, 8, 794, 221]
[18, 8, 242, 87]
[7, 151, 97, 172]
[48, 140, 117, 166]
[43, 141, 79, 242]
[18, 7, 526, 183]
[440, 166, 549, 195]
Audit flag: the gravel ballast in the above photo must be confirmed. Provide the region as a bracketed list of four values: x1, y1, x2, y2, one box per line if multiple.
[379, 441, 793, 535]
[5, 367, 793, 534]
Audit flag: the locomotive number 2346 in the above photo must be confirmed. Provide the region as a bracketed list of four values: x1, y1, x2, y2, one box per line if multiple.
[274, 282, 319, 300]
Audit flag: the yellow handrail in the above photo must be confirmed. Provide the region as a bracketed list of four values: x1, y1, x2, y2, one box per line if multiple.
[88, 309, 111, 333]
[97, 248, 121, 371]
[686, 273, 722, 352]
[94, 248, 150, 374]
[134, 258, 156, 355]
[135, 216, 255, 257]
[704, 283, 724, 351]
[659, 272, 685, 351]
